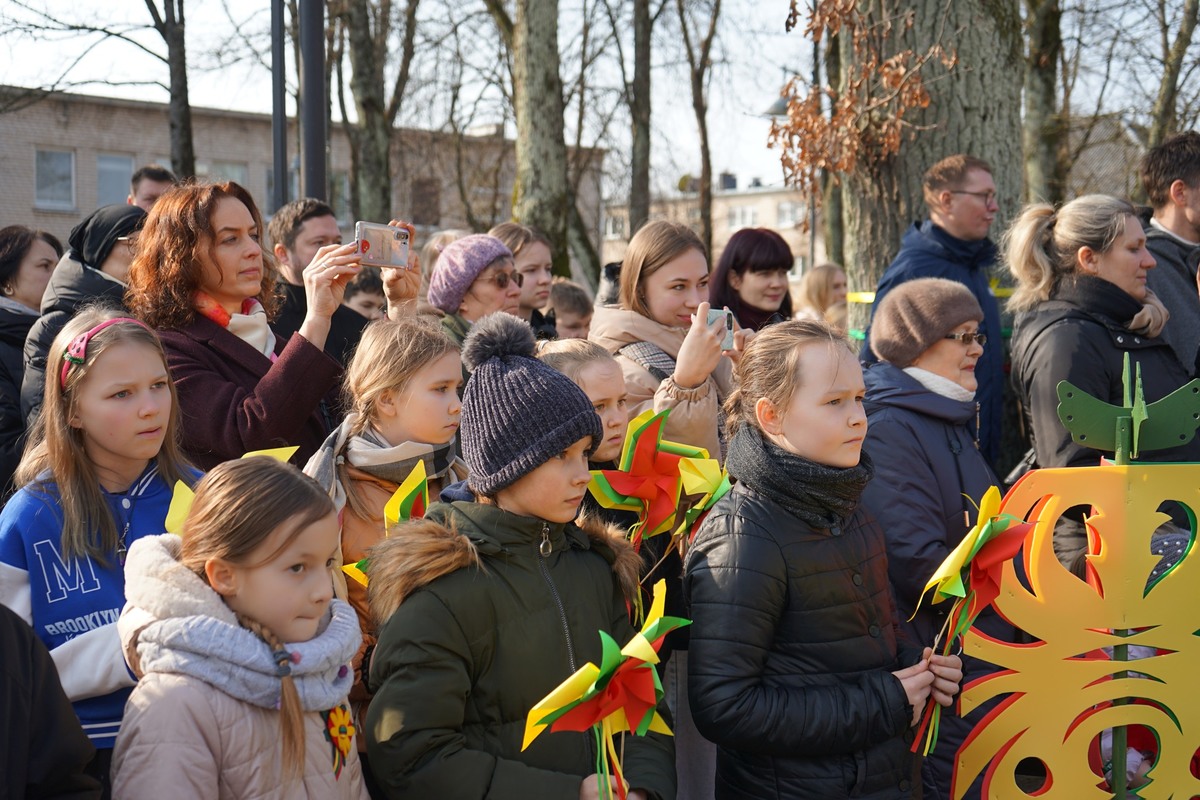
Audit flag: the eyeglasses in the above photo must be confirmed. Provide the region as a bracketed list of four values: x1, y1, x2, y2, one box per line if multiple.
[945, 331, 987, 346]
[476, 270, 523, 289]
[950, 190, 997, 205]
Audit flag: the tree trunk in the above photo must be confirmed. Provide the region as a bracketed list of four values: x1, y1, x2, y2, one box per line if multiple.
[1148, 0, 1200, 149]
[629, 0, 652, 235]
[841, 0, 1022, 333]
[157, 1, 195, 178]
[511, 0, 572, 276]
[1022, 0, 1065, 204]
[677, 0, 721, 261]
[822, 31, 844, 267]
[344, 0, 391, 222]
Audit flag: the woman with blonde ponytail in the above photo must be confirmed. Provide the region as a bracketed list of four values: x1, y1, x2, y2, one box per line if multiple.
[1007, 194, 1200, 571]
[111, 457, 367, 799]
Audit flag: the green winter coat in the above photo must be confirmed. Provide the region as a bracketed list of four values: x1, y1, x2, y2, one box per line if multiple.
[365, 500, 677, 800]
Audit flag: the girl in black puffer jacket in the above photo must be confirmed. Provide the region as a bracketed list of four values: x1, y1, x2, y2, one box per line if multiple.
[684, 320, 963, 800]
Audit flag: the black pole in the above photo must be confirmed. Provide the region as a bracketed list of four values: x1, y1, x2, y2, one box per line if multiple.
[270, 0, 287, 212]
[298, 0, 326, 201]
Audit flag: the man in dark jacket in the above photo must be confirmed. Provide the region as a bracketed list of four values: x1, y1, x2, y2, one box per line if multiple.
[0, 603, 100, 799]
[1139, 131, 1200, 372]
[21, 205, 145, 424]
[268, 198, 368, 367]
[862, 155, 1003, 467]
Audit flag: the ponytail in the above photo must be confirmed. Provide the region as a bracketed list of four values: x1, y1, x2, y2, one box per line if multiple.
[237, 613, 306, 781]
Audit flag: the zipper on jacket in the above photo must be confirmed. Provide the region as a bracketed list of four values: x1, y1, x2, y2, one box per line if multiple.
[974, 401, 981, 451]
[536, 522, 577, 672]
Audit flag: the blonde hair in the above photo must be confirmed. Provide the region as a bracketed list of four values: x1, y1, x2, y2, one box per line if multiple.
[17, 307, 193, 562]
[618, 220, 707, 318]
[179, 457, 334, 781]
[340, 318, 459, 517]
[488, 221, 552, 259]
[419, 229, 470, 301]
[723, 319, 854, 438]
[1004, 194, 1137, 313]
[797, 263, 846, 316]
[537, 337, 616, 384]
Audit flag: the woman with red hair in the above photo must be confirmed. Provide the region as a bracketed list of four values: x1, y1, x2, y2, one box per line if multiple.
[126, 181, 360, 469]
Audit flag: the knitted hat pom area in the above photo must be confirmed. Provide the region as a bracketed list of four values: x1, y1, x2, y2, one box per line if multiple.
[459, 313, 603, 497]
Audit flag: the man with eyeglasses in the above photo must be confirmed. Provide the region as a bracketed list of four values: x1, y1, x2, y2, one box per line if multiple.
[862, 154, 1004, 468]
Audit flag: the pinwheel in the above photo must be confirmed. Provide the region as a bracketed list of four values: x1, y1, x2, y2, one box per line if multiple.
[587, 410, 708, 548]
[342, 461, 430, 588]
[909, 484, 1030, 755]
[522, 579, 690, 800]
[164, 446, 299, 534]
[672, 456, 731, 542]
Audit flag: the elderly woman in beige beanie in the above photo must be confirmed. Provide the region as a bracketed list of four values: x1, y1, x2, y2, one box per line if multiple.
[859, 277, 1008, 800]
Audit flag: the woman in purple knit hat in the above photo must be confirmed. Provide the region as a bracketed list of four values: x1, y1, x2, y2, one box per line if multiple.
[427, 234, 520, 352]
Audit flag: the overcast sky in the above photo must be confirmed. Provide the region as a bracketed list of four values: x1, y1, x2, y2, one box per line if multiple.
[0, 0, 805, 197]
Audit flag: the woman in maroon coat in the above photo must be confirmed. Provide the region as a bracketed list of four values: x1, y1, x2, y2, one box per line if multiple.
[126, 181, 359, 469]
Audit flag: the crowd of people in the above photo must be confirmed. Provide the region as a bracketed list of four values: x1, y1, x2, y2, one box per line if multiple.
[3, 130, 1200, 800]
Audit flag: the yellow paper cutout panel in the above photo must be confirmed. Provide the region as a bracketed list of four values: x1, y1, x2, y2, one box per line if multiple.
[953, 463, 1200, 799]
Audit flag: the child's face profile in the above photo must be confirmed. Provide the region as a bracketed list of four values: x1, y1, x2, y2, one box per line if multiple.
[759, 343, 867, 468]
[344, 290, 387, 321]
[494, 436, 593, 523]
[213, 510, 340, 644]
[554, 309, 592, 339]
[375, 350, 463, 446]
[575, 359, 628, 463]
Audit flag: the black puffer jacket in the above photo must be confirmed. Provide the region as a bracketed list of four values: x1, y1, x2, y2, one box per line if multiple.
[685, 481, 918, 799]
[0, 308, 36, 496]
[1010, 274, 1200, 470]
[21, 254, 127, 424]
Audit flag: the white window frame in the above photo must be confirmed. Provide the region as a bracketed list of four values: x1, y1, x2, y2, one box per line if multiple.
[97, 153, 135, 207]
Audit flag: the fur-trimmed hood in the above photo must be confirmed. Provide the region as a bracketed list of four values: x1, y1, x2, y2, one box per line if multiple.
[367, 501, 641, 628]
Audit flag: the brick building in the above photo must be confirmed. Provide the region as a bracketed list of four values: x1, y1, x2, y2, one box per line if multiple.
[0, 86, 605, 260]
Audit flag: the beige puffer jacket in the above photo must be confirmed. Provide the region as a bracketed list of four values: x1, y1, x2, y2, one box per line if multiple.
[589, 304, 733, 460]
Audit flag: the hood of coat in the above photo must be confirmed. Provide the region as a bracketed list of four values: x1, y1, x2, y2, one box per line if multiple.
[366, 500, 641, 629]
[119, 533, 360, 711]
[906, 220, 998, 271]
[863, 361, 976, 425]
[39, 252, 127, 316]
[589, 304, 687, 359]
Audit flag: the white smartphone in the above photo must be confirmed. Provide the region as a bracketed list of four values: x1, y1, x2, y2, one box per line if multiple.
[706, 308, 735, 350]
[354, 221, 411, 268]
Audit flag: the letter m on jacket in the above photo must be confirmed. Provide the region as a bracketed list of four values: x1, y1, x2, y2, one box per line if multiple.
[33, 539, 100, 602]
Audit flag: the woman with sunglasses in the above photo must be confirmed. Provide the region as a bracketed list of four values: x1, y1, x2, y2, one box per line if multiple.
[859, 278, 1006, 800]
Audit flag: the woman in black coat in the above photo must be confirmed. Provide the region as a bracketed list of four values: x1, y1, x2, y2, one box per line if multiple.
[1007, 194, 1200, 570]
[0, 226, 63, 495]
[861, 278, 1009, 800]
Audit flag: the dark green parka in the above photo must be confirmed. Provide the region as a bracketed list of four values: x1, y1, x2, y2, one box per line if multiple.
[365, 500, 677, 799]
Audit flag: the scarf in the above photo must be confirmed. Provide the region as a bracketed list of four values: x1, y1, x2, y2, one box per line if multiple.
[305, 411, 463, 513]
[724, 424, 874, 528]
[0, 296, 39, 316]
[120, 534, 360, 712]
[903, 366, 976, 402]
[194, 291, 277, 360]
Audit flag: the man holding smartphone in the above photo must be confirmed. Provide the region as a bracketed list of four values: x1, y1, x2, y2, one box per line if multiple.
[268, 198, 369, 368]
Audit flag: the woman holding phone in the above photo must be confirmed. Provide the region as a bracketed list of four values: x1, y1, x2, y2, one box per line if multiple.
[127, 181, 372, 469]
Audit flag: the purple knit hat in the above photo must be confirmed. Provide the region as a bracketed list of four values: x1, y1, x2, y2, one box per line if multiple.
[427, 234, 514, 314]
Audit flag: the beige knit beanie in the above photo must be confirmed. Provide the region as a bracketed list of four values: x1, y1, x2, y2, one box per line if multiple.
[869, 278, 984, 367]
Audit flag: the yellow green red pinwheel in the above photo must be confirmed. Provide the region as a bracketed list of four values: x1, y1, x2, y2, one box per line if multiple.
[587, 410, 709, 548]
[909, 485, 1029, 756]
[673, 457, 731, 542]
[164, 446, 300, 535]
[522, 579, 690, 800]
[342, 461, 431, 588]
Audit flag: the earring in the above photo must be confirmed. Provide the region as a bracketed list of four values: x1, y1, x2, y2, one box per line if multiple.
[1, 285, 12, 296]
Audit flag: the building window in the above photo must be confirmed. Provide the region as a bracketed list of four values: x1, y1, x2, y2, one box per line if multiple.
[777, 200, 805, 227]
[196, 160, 249, 187]
[604, 214, 625, 240]
[36, 149, 75, 210]
[410, 178, 441, 227]
[727, 206, 757, 230]
[97, 154, 134, 206]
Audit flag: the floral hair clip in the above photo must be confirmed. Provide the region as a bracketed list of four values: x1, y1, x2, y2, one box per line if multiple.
[60, 317, 153, 390]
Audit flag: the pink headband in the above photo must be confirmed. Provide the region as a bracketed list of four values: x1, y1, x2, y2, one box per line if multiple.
[60, 317, 154, 390]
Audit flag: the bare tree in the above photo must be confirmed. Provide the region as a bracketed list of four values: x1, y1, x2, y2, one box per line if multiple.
[1147, 0, 1200, 149]
[1, 0, 196, 176]
[676, 0, 721, 260]
[1023, 0, 1065, 203]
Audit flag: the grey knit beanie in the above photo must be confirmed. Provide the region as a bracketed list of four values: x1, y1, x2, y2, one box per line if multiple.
[427, 234, 514, 315]
[460, 313, 601, 496]
[870, 278, 983, 367]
